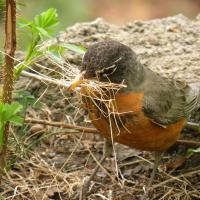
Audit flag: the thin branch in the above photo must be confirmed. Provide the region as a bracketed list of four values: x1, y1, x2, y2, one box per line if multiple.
[176, 139, 200, 147]
[21, 70, 72, 88]
[20, 70, 127, 91]
[24, 118, 200, 147]
[24, 118, 98, 134]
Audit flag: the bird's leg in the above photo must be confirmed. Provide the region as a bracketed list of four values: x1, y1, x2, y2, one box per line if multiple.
[148, 151, 163, 187]
[80, 139, 112, 200]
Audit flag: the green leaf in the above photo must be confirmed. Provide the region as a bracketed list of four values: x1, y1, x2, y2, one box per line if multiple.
[26, 49, 43, 61]
[46, 51, 65, 64]
[15, 91, 41, 109]
[0, 103, 7, 122]
[15, 8, 60, 78]
[0, 102, 4, 112]
[46, 45, 65, 54]
[33, 8, 59, 29]
[9, 115, 23, 125]
[35, 27, 51, 38]
[0, 102, 22, 122]
[7, 102, 23, 115]
[61, 44, 87, 54]
[0, 102, 23, 149]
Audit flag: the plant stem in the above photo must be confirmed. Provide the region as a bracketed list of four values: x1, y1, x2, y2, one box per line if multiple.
[25, 35, 40, 62]
[0, 0, 16, 178]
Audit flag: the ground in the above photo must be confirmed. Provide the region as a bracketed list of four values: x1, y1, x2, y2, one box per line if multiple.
[1, 14, 200, 200]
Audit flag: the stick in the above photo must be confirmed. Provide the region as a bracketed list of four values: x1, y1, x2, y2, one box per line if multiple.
[176, 139, 200, 147]
[24, 118, 98, 134]
[21, 70, 72, 88]
[25, 118, 200, 147]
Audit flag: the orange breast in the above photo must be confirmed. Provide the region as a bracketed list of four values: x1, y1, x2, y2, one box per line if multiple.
[82, 90, 186, 152]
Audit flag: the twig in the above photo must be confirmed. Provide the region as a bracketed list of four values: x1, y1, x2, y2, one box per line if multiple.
[24, 118, 98, 134]
[21, 70, 126, 91]
[21, 70, 72, 88]
[24, 118, 200, 147]
[176, 139, 200, 147]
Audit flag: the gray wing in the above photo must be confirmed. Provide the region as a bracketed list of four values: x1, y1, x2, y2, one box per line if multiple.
[143, 81, 199, 126]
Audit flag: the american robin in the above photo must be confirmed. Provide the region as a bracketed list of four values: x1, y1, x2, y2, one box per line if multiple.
[68, 40, 200, 192]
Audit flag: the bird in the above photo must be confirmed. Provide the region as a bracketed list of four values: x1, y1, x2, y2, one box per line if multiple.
[68, 40, 200, 196]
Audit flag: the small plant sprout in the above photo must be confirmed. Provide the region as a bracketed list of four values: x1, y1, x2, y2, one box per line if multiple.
[15, 8, 60, 78]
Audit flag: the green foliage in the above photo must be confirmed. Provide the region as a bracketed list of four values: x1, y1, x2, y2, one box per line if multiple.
[13, 91, 42, 144]
[44, 44, 87, 64]
[1, 8, 87, 152]
[15, 91, 41, 112]
[45, 45, 65, 64]
[15, 8, 86, 79]
[19, 8, 59, 39]
[0, 102, 23, 149]
[7, 7, 87, 153]
[15, 8, 60, 78]
[7, 91, 42, 163]
[19, 0, 90, 28]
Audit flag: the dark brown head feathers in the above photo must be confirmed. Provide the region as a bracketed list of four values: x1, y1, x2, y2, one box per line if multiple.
[82, 40, 139, 83]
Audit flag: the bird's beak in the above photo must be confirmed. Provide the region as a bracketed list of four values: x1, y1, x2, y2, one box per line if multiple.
[67, 71, 86, 92]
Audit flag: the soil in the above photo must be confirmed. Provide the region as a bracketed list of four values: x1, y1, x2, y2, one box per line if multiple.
[1, 14, 200, 200]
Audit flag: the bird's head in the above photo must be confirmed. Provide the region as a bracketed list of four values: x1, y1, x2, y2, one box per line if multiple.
[68, 40, 142, 91]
